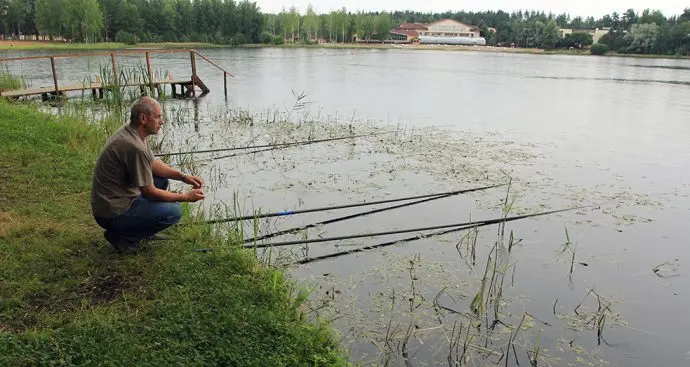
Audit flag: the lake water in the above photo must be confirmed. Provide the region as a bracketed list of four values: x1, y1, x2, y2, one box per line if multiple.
[3, 47, 690, 366]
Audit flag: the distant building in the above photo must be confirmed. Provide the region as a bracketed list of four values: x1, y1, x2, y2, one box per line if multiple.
[389, 19, 486, 45]
[389, 28, 420, 42]
[559, 27, 610, 43]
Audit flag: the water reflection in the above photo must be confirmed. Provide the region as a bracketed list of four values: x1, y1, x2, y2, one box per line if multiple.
[531, 74, 690, 86]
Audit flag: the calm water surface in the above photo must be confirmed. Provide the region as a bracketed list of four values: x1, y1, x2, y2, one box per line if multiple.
[3, 47, 690, 366]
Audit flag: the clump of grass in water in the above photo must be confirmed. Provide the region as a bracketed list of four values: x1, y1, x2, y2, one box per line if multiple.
[54, 61, 180, 139]
[0, 67, 27, 91]
[559, 225, 577, 278]
[557, 288, 624, 347]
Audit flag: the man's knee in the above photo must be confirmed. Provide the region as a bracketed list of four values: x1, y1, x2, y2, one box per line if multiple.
[160, 202, 182, 225]
[94, 216, 112, 231]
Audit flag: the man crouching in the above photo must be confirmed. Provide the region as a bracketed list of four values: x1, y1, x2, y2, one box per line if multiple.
[91, 96, 205, 254]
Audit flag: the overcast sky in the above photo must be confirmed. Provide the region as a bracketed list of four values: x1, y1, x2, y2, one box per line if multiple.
[255, 0, 687, 19]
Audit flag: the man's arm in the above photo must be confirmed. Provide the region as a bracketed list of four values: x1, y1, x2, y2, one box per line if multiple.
[152, 159, 204, 188]
[139, 184, 205, 202]
[140, 159, 205, 202]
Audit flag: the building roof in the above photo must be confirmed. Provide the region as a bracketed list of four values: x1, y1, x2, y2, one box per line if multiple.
[397, 19, 480, 32]
[391, 29, 419, 38]
[399, 22, 428, 31]
[560, 27, 610, 32]
[426, 19, 479, 30]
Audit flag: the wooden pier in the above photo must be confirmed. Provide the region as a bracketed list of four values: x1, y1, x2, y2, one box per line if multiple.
[0, 49, 232, 100]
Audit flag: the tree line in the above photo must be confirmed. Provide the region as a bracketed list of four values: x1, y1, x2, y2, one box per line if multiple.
[0, 0, 264, 44]
[0, 1, 688, 55]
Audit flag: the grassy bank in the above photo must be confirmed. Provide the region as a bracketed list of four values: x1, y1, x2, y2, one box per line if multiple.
[243, 42, 547, 54]
[245, 42, 690, 59]
[0, 100, 346, 366]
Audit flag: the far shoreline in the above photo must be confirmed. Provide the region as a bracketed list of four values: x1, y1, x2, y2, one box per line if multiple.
[0, 40, 687, 61]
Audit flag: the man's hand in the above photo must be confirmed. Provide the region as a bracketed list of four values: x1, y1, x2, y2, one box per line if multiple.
[152, 160, 205, 189]
[140, 185, 205, 203]
[183, 175, 204, 189]
[184, 188, 205, 202]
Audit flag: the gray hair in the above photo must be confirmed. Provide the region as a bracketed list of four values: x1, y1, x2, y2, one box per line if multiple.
[129, 96, 159, 126]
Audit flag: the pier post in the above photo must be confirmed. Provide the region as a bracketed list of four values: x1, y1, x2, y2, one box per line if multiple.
[111, 53, 119, 86]
[50, 57, 58, 94]
[224, 72, 227, 99]
[145, 51, 154, 95]
[190, 51, 197, 98]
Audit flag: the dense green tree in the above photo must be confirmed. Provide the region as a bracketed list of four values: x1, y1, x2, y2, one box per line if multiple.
[625, 23, 660, 54]
[302, 4, 317, 41]
[3, 0, 26, 35]
[236, 0, 262, 43]
[284, 6, 299, 42]
[560, 32, 593, 48]
[639, 8, 666, 26]
[62, 0, 104, 42]
[539, 20, 560, 49]
[36, 0, 62, 38]
[590, 43, 609, 55]
[375, 12, 391, 41]
[570, 16, 583, 29]
[172, 0, 193, 38]
[355, 13, 374, 41]
[622, 8, 638, 29]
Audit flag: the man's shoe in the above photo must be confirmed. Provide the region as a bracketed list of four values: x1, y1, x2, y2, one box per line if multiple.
[104, 231, 139, 255]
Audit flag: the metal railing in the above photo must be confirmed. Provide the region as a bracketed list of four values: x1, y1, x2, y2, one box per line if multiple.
[0, 49, 233, 98]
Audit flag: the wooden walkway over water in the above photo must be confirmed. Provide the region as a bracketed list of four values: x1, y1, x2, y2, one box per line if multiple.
[0, 49, 232, 100]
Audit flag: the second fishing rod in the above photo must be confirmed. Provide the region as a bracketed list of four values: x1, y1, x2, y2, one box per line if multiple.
[155, 131, 394, 158]
[241, 183, 507, 243]
[199, 183, 506, 225]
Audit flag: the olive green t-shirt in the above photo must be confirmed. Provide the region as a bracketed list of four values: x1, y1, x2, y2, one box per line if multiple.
[91, 124, 154, 218]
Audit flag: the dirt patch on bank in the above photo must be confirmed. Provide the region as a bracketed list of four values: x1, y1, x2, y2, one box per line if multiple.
[0, 40, 67, 47]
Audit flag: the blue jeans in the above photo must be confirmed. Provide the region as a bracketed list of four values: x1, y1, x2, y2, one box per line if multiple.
[94, 176, 182, 243]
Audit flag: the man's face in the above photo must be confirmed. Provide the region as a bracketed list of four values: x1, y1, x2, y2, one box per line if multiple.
[143, 104, 163, 135]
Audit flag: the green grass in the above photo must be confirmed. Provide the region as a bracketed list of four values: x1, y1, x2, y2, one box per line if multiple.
[0, 41, 229, 51]
[0, 100, 347, 366]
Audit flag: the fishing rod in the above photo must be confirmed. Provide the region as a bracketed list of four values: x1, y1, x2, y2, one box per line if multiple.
[211, 145, 298, 160]
[296, 225, 474, 265]
[154, 131, 394, 158]
[198, 184, 505, 226]
[241, 183, 507, 243]
[210, 130, 393, 160]
[243, 205, 594, 250]
[297, 202, 598, 264]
